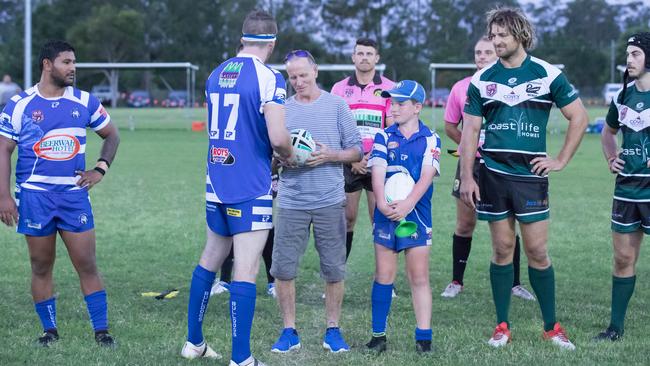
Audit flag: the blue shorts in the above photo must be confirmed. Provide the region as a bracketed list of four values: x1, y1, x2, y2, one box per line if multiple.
[17, 189, 94, 236]
[206, 194, 273, 236]
[373, 220, 431, 252]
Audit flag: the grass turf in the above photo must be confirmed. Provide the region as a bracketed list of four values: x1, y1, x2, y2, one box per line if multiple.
[1, 107, 648, 365]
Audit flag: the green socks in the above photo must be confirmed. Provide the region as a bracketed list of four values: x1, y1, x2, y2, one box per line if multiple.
[529, 265, 556, 331]
[610, 275, 636, 334]
[490, 262, 514, 326]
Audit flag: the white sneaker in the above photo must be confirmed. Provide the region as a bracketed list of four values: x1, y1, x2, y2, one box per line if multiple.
[229, 355, 267, 366]
[267, 283, 276, 298]
[440, 281, 463, 298]
[511, 285, 536, 301]
[392, 288, 398, 298]
[181, 341, 221, 359]
[210, 281, 230, 297]
[487, 322, 511, 348]
[322, 292, 326, 299]
[543, 323, 576, 351]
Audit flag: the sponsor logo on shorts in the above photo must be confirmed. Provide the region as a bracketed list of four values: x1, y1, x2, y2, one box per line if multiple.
[377, 229, 391, 240]
[525, 199, 548, 208]
[453, 179, 460, 192]
[33, 134, 81, 161]
[210, 146, 235, 165]
[79, 213, 88, 225]
[206, 203, 217, 212]
[227, 208, 242, 217]
[25, 219, 42, 229]
[410, 231, 419, 240]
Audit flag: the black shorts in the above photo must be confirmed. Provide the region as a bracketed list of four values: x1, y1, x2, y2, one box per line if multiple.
[344, 164, 373, 193]
[451, 158, 481, 199]
[476, 165, 549, 223]
[611, 199, 650, 234]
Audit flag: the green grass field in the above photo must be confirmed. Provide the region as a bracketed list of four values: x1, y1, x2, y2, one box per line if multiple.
[1, 107, 648, 365]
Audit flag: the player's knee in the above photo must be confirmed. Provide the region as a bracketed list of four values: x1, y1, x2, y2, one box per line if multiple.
[406, 269, 429, 288]
[525, 245, 548, 265]
[613, 252, 635, 272]
[455, 218, 476, 237]
[374, 269, 396, 284]
[75, 259, 99, 277]
[30, 256, 55, 277]
[493, 241, 515, 261]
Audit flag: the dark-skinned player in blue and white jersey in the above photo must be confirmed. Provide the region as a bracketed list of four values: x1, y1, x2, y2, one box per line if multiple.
[180, 10, 293, 366]
[0, 40, 120, 347]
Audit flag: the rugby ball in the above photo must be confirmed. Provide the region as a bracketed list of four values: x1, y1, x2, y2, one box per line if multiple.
[384, 172, 415, 203]
[290, 128, 316, 166]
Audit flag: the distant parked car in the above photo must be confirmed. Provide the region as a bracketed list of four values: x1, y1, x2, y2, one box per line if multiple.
[430, 88, 450, 108]
[127, 90, 151, 108]
[161, 90, 189, 108]
[91, 85, 112, 104]
[603, 83, 623, 104]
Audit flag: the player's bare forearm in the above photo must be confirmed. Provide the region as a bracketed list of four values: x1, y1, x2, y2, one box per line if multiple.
[444, 122, 462, 145]
[556, 99, 588, 166]
[371, 165, 388, 211]
[0, 137, 16, 198]
[459, 113, 481, 180]
[96, 123, 120, 164]
[337, 146, 363, 163]
[601, 125, 619, 161]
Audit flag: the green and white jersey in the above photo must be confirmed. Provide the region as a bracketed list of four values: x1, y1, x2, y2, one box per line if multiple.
[606, 83, 650, 202]
[464, 55, 578, 179]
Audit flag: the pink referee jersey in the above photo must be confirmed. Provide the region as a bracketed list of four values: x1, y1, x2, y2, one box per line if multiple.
[444, 75, 483, 157]
[331, 73, 394, 153]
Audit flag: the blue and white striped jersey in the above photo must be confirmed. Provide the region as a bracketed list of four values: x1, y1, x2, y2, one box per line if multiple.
[205, 53, 286, 204]
[369, 121, 441, 225]
[0, 85, 110, 193]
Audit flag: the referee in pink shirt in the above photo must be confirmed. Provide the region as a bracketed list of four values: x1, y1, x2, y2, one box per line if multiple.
[440, 36, 534, 301]
[331, 38, 395, 266]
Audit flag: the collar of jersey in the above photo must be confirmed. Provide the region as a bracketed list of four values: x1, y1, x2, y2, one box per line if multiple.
[236, 52, 263, 63]
[495, 54, 531, 71]
[347, 71, 383, 87]
[386, 120, 431, 140]
[34, 84, 73, 101]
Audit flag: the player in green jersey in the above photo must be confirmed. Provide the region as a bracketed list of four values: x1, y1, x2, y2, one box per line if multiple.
[596, 32, 650, 342]
[459, 7, 588, 350]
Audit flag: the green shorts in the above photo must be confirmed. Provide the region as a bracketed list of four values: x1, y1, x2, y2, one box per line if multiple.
[476, 165, 549, 223]
[611, 198, 650, 234]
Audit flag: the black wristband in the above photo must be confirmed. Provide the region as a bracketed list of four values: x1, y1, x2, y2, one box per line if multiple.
[94, 167, 106, 176]
[97, 158, 111, 168]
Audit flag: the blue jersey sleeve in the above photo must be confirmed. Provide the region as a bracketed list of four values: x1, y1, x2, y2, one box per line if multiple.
[87, 94, 110, 130]
[368, 130, 388, 168]
[262, 69, 287, 107]
[422, 132, 441, 177]
[0, 98, 20, 141]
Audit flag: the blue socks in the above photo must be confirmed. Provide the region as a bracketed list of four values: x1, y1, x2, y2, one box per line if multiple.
[415, 327, 432, 341]
[187, 265, 216, 345]
[230, 281, 256, 364]
[84, 289, 108, 332]
[371, 281, 393, 335]
[34, 297, 57, 332]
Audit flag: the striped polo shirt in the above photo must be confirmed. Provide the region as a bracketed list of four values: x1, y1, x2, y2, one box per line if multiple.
[278, 90, 362, 209]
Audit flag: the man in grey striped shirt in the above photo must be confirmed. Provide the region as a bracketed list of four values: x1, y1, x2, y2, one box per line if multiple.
[269, 50, 362, 354]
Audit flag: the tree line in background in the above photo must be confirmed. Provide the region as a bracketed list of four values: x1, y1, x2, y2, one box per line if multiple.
[1, 0, 649, 98]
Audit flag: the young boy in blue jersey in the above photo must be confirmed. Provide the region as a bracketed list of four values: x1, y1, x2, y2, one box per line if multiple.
[0, 40, 120, 347]
[181, 10, 293, 366]
[365, 80, 441, 354]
